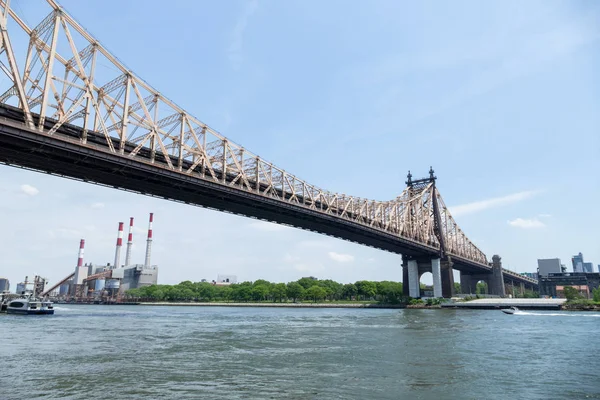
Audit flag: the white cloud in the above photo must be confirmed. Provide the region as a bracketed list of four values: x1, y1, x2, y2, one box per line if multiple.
[227, 0, 258, 70]
[449, 190, 539, 217]
[507, 218, 545, 229]
[20, 184, 39, 196]
[90, 202, 105, 209]
[328, 252, 354, 263]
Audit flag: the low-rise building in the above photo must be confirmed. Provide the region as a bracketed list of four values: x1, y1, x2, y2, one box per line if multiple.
[539, 272, 600, 298]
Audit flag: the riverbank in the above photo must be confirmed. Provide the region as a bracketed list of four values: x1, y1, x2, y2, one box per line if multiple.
[561, 303, 600, 311]
[138, 302, 406, 309]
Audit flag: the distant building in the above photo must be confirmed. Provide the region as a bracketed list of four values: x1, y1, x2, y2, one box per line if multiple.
[0, 278, 9, 293]
[582, 262, 594, 273]
[539, 272, 600, 299]
[520, 272, 538, 280]
[16, 282, 26, 294]
[572, 252, 584, 273]
[217, 274, 237, 284]
[537, 258, 563, 277]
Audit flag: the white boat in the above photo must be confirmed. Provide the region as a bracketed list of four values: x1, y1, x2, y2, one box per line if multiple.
[4, 276, 55, 315]
[501, 306, 519, 315]
[6, 295, 54, 315]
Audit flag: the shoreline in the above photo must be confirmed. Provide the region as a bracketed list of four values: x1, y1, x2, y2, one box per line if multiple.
[137, 302, 406, 309]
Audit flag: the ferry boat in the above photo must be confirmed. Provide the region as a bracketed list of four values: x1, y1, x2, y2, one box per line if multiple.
[6, 296, 54, 315]
[2, 276, 55, 315]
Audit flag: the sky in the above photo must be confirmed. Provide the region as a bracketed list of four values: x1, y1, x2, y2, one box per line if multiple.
[0, 0, 598, 289]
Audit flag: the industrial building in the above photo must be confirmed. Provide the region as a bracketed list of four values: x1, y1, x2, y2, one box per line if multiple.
[41, 213, 159, 303]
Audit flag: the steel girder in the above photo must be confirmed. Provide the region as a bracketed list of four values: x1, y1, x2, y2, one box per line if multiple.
[0, 0, 489, 268]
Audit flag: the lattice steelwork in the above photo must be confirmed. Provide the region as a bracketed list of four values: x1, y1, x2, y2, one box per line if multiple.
[0, 0, 488, 266]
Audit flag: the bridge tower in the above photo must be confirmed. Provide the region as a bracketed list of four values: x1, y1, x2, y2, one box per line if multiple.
[401, 167, 454, 299]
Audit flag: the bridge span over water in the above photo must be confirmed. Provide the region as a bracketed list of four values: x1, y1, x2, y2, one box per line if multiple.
[0, 0, 537, 297]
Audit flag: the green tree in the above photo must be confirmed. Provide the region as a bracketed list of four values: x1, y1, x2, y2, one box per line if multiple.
[454, 282, 461, 294]
[342, 283, 358, 300]
[297, 277, 318, 289]
[196, 282, 217, 301]
[305, 285, 327, 302]
[476, 282, 488, 295]
[593, 287, 600, 303]
[218, 286, 233, 302]
[286, 282, 305, 302]
[377, 281, 403, 303]
[355, 280, 377, 300]
[563, 286, 582, 301]
[252, 284, 270, 301]
[318, 279, 342, 300]
[271, 283, 287, 302]
[232, 284, 252, 302]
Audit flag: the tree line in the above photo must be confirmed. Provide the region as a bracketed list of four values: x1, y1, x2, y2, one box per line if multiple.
[124, 276, 404, 304]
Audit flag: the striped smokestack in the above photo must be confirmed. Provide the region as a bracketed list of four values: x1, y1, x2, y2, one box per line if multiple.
[112, 222, 124, 270]
[124, 217, 134, 266]
[77, 239, 85, 267]
[144, 213, 153, 267]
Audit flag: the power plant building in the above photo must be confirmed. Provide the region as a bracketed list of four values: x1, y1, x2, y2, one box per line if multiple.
[120, 264, 159, 291]
[40, 212, 159, 302]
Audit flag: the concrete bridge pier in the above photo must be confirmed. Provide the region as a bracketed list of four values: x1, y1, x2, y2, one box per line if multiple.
[402, 256, 444, 298]
[440, 259, 454, 298]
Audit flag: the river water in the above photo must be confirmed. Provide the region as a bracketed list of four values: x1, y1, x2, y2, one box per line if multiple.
[1, 305, 599, 399]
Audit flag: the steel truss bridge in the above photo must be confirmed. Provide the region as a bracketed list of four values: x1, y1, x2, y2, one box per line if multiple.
[0, 0, 537, 296]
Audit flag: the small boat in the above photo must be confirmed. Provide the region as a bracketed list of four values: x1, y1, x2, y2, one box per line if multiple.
[501, 306, 519, 315]
[6, 295, 54, 315]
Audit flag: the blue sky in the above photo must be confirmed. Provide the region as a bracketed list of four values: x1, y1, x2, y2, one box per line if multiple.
[1, 0, 598, 288]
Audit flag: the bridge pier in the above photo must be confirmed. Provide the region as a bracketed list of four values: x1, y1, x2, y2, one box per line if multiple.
[440, 259, 454, 298]
[432, 258, 442, 298]
[489, 255, 506, 297]
[407, 260, 420, 298]
[403, 256, 445, 298]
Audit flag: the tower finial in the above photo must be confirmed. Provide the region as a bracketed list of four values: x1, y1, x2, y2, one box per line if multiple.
[429, 166, 436, 181]
[406, 170, 412, 186]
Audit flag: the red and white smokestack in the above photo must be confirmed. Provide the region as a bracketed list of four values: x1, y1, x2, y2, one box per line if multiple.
[124, 217, 134, 266]
[77, 239, 85, 267]
[144, 213, 153, 267]
[112, 222, 124, 270]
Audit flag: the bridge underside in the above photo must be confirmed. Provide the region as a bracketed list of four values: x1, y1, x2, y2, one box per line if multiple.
[0, 115, 465, 264]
